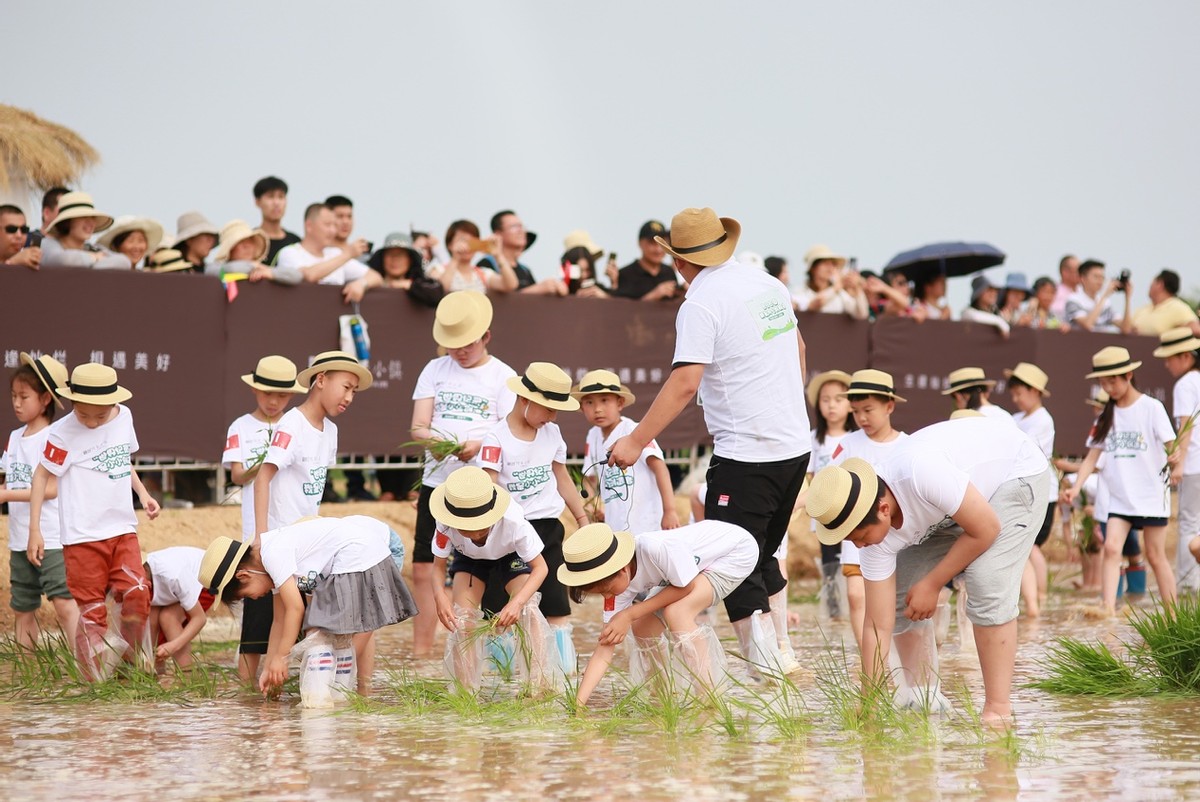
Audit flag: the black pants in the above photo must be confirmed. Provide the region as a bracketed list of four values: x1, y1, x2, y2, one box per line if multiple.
[480, 518, 569, 619]
[705, 452, 809, 622]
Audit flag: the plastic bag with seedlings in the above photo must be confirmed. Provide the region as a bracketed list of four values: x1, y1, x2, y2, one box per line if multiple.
[77, 575, 154, 681]
[669, 625, 729, 697]
[891, 622, 952, 713]
[444, 605, 485, 692]
[512, 592, 565, 693]
[290, 630, 336, 709]
[954, 575, 975, 652]
[628, 632, 671, 689]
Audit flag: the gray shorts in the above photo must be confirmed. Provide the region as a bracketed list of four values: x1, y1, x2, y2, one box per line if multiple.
[893, 468, 1050, 633]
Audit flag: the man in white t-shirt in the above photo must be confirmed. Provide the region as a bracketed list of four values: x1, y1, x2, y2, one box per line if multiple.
[807, 417, 1050, 728]
[275, 202, 381, 303]
[609, 207, 811, 669]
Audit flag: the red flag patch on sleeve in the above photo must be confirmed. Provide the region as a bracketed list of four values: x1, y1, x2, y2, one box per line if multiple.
[603, 597, 615, 612]
[435, 532, 449, 550]
[481, 445, 501, 464]
[43, 442, 68, 466]
[271, 431, 292, 449]
[225, 434, 239, 451]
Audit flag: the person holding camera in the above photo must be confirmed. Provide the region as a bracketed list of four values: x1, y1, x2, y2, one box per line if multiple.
[1064, 259, 1133, 334]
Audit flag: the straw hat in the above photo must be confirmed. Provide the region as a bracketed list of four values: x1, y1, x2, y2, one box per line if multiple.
[557, 522, 636, 586]
[508, 362, 580, 412]
[1153, 327, 1200, 359]
[145, 248, 193, 273]
[806, 370, 854, 409]
[57, 363, 131, 405]
[19, 352, 68, 409]
[1003, 362, 1051, 396]
[199, 536, 252, 596]
[806, 458, 879, 546]
[429, 466, 511, 530]
[949, 409, 985, 420]
[174, 211, 219, 244]
[212, 219, 268, 263]
[96, 215, 164, 254]
[45, 191, 114, 233]
[839, 368, 907, 402]
[562, 230, 604, 262]
[1085, 346, 1142, 379]
[571, 369, 635, 405]
[737, 250, 765, 271]
[803, 244, 847, 270]
[941, 367, 996, 396]
[1086, 390, 1110, 409]
[368, 231, 423, 273]
[655, 207, 741, 267]
[241, 355, 305, 393]
[297, 351, 373, 390]
[433, 291, 493, 349]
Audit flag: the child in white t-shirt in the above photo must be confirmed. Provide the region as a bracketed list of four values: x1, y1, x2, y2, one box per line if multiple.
[428, 467, 552, 690]
[1155, 327, 1200, 592]
[574, 369, 677, 535]
[1005, 362, 1056, 618]
[943, 367, 1014, 424]
[202, 515, 417, 699]
[409, 291, 516, 656]
[561, 520, 757, 707]
[145, 545, 213, 671]
[1, 354, 79, 649]
[1062, 346, 1177, 616]
[223, 354, 305, 681]
[30, 363, 161, 679]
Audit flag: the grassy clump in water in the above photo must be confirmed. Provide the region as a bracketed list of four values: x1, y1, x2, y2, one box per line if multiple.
[1031, 595, 1200, 696]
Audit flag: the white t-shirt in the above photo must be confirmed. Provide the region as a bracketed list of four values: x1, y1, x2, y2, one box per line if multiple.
[832, 430, 909, 566]
[275, 243, 369, 286]
[603, 520, 757, 622]
[260, 515, 391, 593]
[479, 420, 567, 520]
[147, 546, 205, 609]
[979, 404, 1015, 425]
[1087, 394, 1174, 518]
[585, 418, 665, 534]
[792, 286, 861, 316]
[1172, 371, 1200, 476]
[1013, 406, 1057, 499]
[4, 425, 62, 550]
[431, 501, 544, 563]
[223, 413, 277, 542]
[673, 258, 811, 462]
[1064, 288, 1119, 333]
[40, 405, 140, 546]
[859, 418, 1048, 581]
[262, 407, 338, 531]
[413, 355, 517, 486]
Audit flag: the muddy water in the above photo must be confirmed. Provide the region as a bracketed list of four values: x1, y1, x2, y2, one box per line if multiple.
[4, 591, 1200, 801]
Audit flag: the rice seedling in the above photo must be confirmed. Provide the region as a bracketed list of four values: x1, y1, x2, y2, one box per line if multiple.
[1127, 595, 1200, 694]
[1029, 637, 1147, 696]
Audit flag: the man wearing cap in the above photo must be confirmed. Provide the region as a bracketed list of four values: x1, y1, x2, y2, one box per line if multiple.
[1132, 269, 1200, 337]
[477, 210, 564, 295]
[806, 417, 1050, 726]
[609, 207, 810, 668]
[0, 205, 40, 269]
[612, 220, 681, 301]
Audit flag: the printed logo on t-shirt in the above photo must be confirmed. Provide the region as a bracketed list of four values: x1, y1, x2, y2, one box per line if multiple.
[92, 444, 132, 479]
[506, 465, 551, 499]
[43, 442, 68, 466]
[832, 443, 844, 459]
[272, 431, 292, 449]
[602, 466, 634, 502]
[917, 515, 957, 545]
[302, 466, 328, 497]
[1104, 430, 1149, 454]
[434, 390, 490, 421]
[6, 460, 32, 486]
[226, 434, 239, 450]
[745, 289, 797, 342]
[296, 570, 322, 593]
[509, 557, 529, 572]
[481, 445, 501, 464]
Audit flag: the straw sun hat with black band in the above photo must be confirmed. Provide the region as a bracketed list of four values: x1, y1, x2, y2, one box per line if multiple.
[806, 458, 880, 546]
[19, 352, 69, 409]
[508, 362, 580, 412]
[297, 351, 373, 390]
[655, 207, 741, 268]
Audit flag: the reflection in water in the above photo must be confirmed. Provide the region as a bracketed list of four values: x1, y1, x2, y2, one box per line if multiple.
[3, 596, 1199, 800]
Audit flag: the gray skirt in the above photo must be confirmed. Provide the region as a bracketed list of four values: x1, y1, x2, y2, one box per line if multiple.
[304, 556, 419, 635]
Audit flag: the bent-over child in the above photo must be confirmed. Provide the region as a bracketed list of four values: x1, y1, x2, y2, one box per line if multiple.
[145, 545, 213, 671]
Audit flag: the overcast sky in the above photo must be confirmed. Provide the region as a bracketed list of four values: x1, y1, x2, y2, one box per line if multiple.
[6, 1, 1199, 308]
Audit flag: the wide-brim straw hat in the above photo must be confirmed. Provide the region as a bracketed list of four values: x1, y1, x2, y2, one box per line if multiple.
[368, 231, 423, 273]
[655, 207, 741, 267]
[571, 369, 635, 406]
[1085, 346, 1142, 379]
[839, 368, 907, 403]
[146, 248, 193, 273]
[941, 367, 996, 396]
[1003, 362, 1051, 396]
[1153, 327, 1200, 359]
[96, 215, 164, 254]
[429, 466, 512, 530]
[1086, 390, 1110, 409]
[807, 457, 879, 546]
[433, 291, 493, 349]
[199, 536, 253, 596]
[57, 362, 132, 405]
[949, 409, 985, 420]
[803, 244, 847, 270]
[175, 210, 219, 244]
[45, 191, 114, 233]
[562, 230, 604, 262]
[297, 351, 373, 390]
[508, 362, 580, 411]
[213, 219, 269, 263]
[806, 370, 854, 409]
[558, 522, 636, 586]
[241, 355, 305, 393]
[19, 352, 68, 409]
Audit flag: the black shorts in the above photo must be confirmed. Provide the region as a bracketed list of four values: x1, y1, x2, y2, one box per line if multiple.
[1098, 521, 1143, 557]
[480, 518, 570, 618]
[1033, 502, 1056, 547]
[1107, 514, 1168, 529]
[449, 549, 532, 593]
[413, 484, 437, 563]
[239, 593, 273, 655]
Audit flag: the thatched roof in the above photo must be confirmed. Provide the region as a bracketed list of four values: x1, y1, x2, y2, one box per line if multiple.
[0, 105, 99, 191]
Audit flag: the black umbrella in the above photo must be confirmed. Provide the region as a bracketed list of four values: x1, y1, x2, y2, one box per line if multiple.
[885, 241, 1006, 281]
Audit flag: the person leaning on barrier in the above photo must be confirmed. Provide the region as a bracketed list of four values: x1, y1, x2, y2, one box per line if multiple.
[1132, 269, 1200, 337]
[612, 220, 681, 301]
[40, 192, 131, 270]
[206, 220, 303, 285]
[275, 203, 381, 304]
[0, 205, 40, 269]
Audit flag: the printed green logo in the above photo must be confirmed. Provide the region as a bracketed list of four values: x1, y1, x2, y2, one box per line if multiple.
[746, 290, 796, 341]
[303, 465, 328, 497]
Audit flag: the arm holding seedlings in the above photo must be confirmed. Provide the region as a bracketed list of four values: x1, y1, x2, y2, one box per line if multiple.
[260, 578, 304, 694]
[599, 580, 693, 646]
[157, 600, 207, 660]
[497, 554, 548, 627]
[903, 485, 999, 620]
[648, 455, 679, 529]
[553, 462, 589, 527]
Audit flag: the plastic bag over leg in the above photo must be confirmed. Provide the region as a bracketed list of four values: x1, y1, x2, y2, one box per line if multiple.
[891, 622, 951, 713]
[628, 632, 671, 690]
[115, 564, 152, 672]
[815, 557, 848, 623]
[443, 605, 485, 692]
[733, 610, 787, 680]
[953, 575, 975, 653]
[289, 630, 336, 709]
[669, 625, 729, 698]
[484, 629, 517, 677]
[514, 592, 565, 692]
[768, 590, 802, 675]
[76, 599, 128, 682]
[551, 623, 578, 677]
[332, 634, 356, 698]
